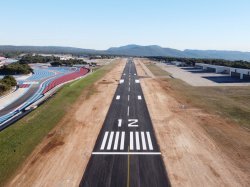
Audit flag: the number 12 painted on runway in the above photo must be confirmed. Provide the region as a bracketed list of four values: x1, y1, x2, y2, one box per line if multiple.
[118, 119, 138, 127]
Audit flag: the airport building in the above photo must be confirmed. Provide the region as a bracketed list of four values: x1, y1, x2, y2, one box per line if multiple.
[230, 68, 250, 80]
[195, 63, 230, 73]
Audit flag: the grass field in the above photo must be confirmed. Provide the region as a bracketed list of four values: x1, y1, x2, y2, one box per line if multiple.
[0, 61, 117, 186]
[145, 62, 170, 76]
[147, 62, 250, 129]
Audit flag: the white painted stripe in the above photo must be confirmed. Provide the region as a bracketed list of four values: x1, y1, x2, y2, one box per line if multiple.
[130, 131, 134, 150]
[128, 95, 130, 101]
[100, 132, 109, 150]
[119, 79, 124, 84]
[134, 73, 136, 75]
[146, 132, 153, 150]
[128, 87, 130, 92]
[113, 132, 120, 150]
[116, 95, 120, 100]
[118, 119, 122, 127]
[135, 132, 140, 150]
[123, 73, 126, 75]
[135, 79, 140, 83]
[129, 82, 130, 85]
[141, 132, 147, 150]
[107, 131, 114, 150]
[127, 106, 130, 116]
[120, 131, 125, 150]
[138, 95, 142, 100]
[92, 152, 161, 155]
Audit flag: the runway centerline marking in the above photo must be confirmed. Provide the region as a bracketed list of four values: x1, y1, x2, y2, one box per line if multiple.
[127, 106, 130, 116]
[128, 95, 130, 101]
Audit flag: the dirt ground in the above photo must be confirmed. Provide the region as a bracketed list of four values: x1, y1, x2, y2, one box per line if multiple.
[6, 59, 126, 187]
[135, 58, 250, 186]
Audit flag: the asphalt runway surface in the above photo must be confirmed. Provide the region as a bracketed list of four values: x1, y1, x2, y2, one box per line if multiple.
[80, 59, 170, 187]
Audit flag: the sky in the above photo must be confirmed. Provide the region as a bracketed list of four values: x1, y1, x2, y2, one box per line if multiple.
[0, 0, 250, 51]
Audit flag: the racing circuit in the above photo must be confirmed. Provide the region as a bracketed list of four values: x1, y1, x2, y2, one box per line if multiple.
[0, 65, 89, 131]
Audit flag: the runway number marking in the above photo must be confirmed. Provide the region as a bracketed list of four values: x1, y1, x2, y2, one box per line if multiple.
[118, 119, 122, 127]
[128, 119, 138, 127]
[118, 119, 138, 128]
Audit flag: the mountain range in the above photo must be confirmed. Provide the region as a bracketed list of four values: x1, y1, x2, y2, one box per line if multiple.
[0, 44, 250, 61]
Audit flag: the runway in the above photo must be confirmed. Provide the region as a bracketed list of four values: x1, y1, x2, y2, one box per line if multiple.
[80, 59, 170, 187]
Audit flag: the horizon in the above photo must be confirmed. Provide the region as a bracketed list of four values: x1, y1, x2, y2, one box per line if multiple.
[1, 0, 250, 51]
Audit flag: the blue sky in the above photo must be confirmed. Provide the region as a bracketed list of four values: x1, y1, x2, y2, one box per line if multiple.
[0, 0, 249, 51]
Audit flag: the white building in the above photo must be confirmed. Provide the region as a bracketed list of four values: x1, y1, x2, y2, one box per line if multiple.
[195, 63, 230, 73]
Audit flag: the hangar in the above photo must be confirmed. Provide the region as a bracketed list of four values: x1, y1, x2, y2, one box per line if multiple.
[230, 68, 250, 80]
[195, 63, 230, 73]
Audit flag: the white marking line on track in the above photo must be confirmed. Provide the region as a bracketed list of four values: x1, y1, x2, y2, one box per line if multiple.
[135, 79, 140, 83]
[92, 152, 161, 155]
[113, 132, 120, 150]
[141, 132, 147, 150]
[107, 131, 114, 150]
[146, 132, 153, 150]
[116, 95, 120, 100]
[134, 73, 136, 75]
[120, 79, 124, 84]
[120, 131, 125, 150]
[127, 106, 130, 116]
[100, 132, 109, 150]
[135, 132, 140, 150]
[129, 82, 130, 86]
[118, 119, 122, 127]
[128, 87, 130, 92]
[138, 95, 142, 100]
[128, 95, 130, 101]
[130, 131, 134, 150]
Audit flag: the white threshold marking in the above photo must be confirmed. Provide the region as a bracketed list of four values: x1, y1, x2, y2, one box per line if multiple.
[138, 95, 142, 100]
[146, 132, 153, 150]
[141, 132, 147, 150]
[127, 106, 130, 116]
[113, 132, 120, 150]
[100, 132, 109, 150]
[120, 132, 125, 150]
[135, 132, 140, 150]
[130, 131, 134, 150]
[92, 152, 161, 155]
[107, 131, 114, 150]
[116, 95, 120, 100]
[118, 119, 122, 127]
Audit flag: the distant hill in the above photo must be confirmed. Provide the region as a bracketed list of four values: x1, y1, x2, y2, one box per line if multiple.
[0, 45, 250, 61]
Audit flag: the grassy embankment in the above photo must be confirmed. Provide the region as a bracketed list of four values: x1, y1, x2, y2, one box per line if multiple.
[0, 61, 117, 186]
[146, 62, 250, 129]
